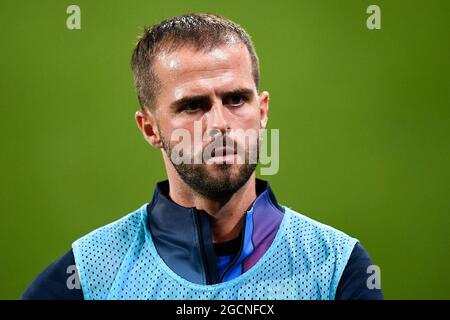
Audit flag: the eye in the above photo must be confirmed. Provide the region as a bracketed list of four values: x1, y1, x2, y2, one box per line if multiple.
[224, 94, 246, 107]
[182, 100, 202, 113]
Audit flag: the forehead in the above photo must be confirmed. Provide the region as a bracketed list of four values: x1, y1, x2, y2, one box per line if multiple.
[153, 43, 255, 100]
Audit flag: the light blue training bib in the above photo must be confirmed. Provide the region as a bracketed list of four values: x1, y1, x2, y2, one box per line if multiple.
[72, 204, 358, 300]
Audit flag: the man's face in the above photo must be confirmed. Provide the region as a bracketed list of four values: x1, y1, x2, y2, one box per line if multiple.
[141, 42, 269, 200]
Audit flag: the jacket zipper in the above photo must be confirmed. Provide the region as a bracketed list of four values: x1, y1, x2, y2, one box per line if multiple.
[218, 214, 247, 282]
[193, 209, 213, 285]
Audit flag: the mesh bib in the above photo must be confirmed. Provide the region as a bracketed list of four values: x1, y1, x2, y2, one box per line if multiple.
[72, 205, 357, 300]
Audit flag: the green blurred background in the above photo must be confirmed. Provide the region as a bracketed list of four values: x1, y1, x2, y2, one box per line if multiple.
[0, 0, 448, 299]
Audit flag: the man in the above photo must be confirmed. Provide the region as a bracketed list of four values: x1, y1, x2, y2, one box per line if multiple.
[22, 13, 383, 300]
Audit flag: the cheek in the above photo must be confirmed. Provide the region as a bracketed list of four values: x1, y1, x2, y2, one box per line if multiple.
[159, 119, 197, 147]
[156, 118, 178, 144]
[230, 105, 261, 130]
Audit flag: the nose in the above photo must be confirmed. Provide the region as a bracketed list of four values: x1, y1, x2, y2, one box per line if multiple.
[205, 99, 229, 137]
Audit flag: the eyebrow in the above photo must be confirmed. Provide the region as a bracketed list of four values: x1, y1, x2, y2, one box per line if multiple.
[169, 88, 255, 111]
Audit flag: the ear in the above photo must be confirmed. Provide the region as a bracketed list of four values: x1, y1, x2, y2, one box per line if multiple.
[259, 91, 269, 129]
[135, 109, 163, 149]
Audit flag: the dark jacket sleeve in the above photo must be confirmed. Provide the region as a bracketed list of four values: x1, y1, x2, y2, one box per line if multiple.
[22, 243, 383, 300]
[21, 249, 84, 300]
[335, 242, 384, 300]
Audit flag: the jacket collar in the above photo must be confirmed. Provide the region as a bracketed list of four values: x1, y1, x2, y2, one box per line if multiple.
[146, 179, 284, 285]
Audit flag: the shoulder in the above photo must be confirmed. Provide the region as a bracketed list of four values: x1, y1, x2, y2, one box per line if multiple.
[21, 249, 83, 300]
[73, 204, 146, 249]
[71, 204, 147, 300]
[72, 204, 147, 262]
[336, 242, 384, 299]
[282, 208, 384, 299]
[282, 206, 358, 250]
[282, 206, 361, 298]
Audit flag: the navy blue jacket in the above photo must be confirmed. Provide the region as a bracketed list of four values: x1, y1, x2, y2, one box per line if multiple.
[22, 180, 383, 300]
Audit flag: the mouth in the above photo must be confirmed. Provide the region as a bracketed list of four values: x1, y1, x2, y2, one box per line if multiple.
[206, 146, 238, 164]
[211, 146, 236, 158]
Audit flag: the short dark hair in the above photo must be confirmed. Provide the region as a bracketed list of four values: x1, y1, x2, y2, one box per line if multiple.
[131, 13, 260, 111]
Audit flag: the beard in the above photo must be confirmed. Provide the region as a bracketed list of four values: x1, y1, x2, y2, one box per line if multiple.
[159, 128, 258, 202]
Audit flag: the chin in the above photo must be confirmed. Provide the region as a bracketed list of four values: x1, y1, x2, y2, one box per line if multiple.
[207, 164, 249, 181]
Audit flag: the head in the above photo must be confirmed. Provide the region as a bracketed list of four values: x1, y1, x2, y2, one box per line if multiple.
[132, 13, 269, 201]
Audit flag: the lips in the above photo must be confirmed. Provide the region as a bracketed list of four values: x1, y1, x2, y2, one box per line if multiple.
[211, 146, 236, 158]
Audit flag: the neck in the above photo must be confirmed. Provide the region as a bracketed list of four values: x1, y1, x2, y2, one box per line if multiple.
[165, 165, 257, 244]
